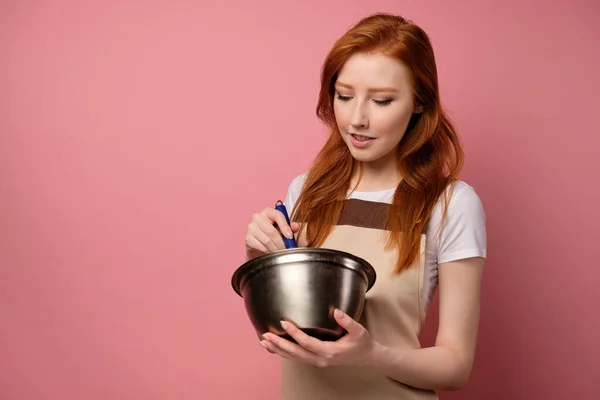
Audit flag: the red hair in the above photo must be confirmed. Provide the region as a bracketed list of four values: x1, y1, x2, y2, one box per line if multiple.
[291, 13, 464, 274]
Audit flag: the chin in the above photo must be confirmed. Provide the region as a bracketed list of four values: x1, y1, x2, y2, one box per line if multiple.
[347, 149, 380, 163]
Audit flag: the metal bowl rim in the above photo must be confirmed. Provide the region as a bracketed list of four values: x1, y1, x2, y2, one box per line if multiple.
[231, 247, 377, 297]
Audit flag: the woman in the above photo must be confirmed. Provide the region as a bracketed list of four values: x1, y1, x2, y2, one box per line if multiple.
[244, 12, 487, 399]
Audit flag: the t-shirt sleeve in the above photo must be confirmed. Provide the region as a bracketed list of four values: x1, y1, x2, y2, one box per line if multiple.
[428, 183, 487, 264]
[282, 173, 307, 216]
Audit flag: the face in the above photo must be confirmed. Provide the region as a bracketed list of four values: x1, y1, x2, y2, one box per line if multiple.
[333, 52, 420, 166]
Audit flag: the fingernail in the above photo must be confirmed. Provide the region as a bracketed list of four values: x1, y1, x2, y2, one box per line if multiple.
[262, 333, 270, 340]
[280, 321, 288, 329]
[334, 309, 344, 318]
[259, 340, 268, 348]
[286, 231, 293, 239]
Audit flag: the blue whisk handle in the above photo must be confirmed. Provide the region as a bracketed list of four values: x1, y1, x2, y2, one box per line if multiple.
[275, 200, 297, 249]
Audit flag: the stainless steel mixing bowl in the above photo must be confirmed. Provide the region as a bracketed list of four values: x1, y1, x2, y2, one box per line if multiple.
[231, 247, 377, 341]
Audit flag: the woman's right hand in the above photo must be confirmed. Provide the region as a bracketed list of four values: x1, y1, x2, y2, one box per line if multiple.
[245, 207, 300, 259]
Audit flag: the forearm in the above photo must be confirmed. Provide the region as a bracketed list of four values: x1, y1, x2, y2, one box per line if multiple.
[367, 342, 472, 391]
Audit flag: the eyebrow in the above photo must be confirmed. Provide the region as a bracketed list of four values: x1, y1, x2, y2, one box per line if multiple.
[335, 81, 399, 93]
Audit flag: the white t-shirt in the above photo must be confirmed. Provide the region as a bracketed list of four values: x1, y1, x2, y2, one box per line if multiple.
[283, 173, 487, 310]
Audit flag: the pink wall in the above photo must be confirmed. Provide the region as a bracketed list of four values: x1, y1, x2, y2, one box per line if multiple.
[1, 0, 598, 398]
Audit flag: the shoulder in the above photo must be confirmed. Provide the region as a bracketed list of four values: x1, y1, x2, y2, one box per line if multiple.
[443, 180, 485, 218]
[426, 179, 487, 263]
[283, 172, 308, 211]
[288, 172, 308, 193]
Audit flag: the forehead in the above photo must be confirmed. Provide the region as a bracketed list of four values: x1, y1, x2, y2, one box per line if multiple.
[336, 52, 411, 89]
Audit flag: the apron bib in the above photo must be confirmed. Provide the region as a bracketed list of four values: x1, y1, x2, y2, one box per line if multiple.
[281, 199, 437, 399]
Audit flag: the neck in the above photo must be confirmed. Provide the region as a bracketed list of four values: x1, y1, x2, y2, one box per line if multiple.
[351, 152, 401, 192]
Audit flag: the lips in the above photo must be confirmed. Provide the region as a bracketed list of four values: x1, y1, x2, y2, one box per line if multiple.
[349, 133, 375, 149]
[350, 134, 374, 141]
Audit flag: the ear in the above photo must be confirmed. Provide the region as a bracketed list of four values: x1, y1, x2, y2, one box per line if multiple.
[413, 104, 424, 114]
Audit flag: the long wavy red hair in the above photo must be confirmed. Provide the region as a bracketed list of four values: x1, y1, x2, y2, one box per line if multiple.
[291, 13, 464, 274]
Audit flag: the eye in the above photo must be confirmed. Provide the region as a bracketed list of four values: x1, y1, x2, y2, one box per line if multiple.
[373, 99, 394, 106]
[336, 93, 352, 102]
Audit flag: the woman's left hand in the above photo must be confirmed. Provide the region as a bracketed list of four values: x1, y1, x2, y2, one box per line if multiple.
[260, 309, 379, 368]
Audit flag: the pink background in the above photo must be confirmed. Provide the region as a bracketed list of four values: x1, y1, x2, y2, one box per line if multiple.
[1, 0, 598, 399]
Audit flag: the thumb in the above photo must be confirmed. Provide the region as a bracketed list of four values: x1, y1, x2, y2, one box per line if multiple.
[333, 309, 364, 336]
[291, 222, 301, 232]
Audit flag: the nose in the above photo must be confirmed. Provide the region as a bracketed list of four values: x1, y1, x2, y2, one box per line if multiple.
[350, 102, 369, 129]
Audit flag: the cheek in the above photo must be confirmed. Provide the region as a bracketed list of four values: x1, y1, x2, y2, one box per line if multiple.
[375, 108, 413, 139]
[333, 103, 347, 127]
[333, 101, 344, 120]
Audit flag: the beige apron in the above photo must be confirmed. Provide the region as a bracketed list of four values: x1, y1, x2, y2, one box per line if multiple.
[281, 199, 438, 399]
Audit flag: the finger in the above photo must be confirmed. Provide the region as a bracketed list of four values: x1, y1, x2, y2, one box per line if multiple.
[249, 222, 281, 252]
[333, 309, 364, 336]
[246, 234, 268, 254]
[259, 340, 276, 354]
[256, 333, 276, 353]
[261, 339, 296, 360]
[256, 217, 286, 250]
[280, 321, 328, 354]
[267, 208, 294, 240]
[291, 222, 300, 232]
[263, 333, 321, 364]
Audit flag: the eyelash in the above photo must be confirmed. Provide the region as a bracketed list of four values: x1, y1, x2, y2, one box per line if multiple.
[336, 94, 393, 106]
